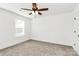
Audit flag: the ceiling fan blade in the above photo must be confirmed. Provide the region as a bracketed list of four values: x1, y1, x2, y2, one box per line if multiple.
[29, 13, 32, 15]
[38, 8, 48, 11]
[38, 12, 42, 15]
[21, 8, 32, 11]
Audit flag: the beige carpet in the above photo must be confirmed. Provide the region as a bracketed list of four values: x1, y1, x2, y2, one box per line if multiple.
[0, 40, 78, 56]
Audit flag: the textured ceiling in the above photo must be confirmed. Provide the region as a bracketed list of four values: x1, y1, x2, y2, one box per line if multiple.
[0, 3, 78, 18]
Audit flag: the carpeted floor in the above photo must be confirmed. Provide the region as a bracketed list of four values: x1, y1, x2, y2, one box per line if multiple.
[0, 40, 78, 56]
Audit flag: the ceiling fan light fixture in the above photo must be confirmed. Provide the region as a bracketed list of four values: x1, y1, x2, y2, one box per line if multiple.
[35, 11, 38, 15]
[20, 3, 48, 16]
[32, 11, 35, 15]
[31, 11, 38, 15]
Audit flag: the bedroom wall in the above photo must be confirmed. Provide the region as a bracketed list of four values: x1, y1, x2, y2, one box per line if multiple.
[32, 13, 73, 46]
[0, 8, 31, 49]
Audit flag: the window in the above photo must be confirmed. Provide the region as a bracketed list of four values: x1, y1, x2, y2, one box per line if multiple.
[15, 19, 25, 37]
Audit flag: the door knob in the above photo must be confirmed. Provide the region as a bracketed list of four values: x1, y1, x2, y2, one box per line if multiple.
[74, 30, 76, 33]
[74, 17, 76, 20]
[74, 43, 76, 46]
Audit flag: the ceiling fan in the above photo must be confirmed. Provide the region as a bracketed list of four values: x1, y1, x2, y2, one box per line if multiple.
[20, 3, 48, 15]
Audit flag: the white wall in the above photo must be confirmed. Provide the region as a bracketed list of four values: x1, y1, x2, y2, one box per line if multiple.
[32, 13, 73, 46]
[0, 8, 31, 49]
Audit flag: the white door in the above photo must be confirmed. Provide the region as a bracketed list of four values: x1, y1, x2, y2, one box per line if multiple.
[73, 12, 79, 55]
